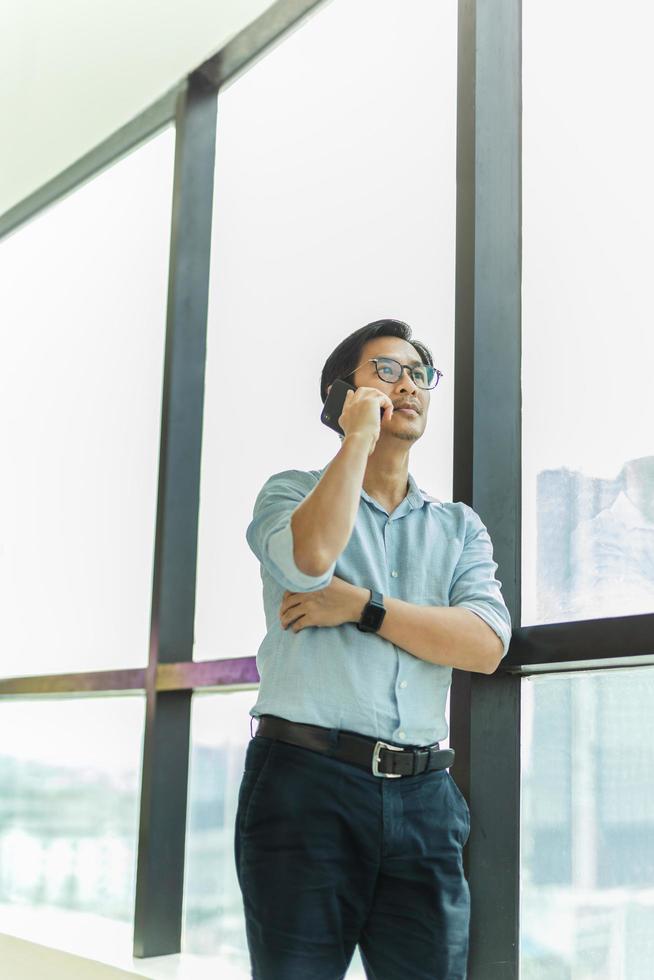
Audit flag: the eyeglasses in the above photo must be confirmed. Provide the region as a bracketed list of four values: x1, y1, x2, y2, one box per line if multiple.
[342, 357, 443, 390]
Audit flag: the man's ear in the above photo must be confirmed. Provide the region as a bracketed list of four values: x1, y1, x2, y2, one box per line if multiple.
[326, 384, 332, 397]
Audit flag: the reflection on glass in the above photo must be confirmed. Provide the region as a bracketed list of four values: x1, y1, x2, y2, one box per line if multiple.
[521, 668, 654, 979]
[536, 456, 654, 623]
[193, 0, 457, 663]
[0, 696, 144, 954]
[521, 0, 654, 626]
[0, 127, 174, 677]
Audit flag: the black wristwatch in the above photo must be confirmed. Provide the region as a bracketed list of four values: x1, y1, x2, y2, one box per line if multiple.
[356, 589, 386, 633]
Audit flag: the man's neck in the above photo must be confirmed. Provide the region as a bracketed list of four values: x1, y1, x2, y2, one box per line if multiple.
[362, 464, 410, 509]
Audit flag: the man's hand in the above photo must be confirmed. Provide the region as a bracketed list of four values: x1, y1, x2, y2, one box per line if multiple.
[279, 576, 368, 633]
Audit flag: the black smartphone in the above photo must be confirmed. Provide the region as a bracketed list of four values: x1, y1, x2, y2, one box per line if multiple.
[320, 379, 356, 436]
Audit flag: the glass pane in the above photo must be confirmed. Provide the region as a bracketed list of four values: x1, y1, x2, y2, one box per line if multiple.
[194, 0, 457, 662]
[182, 690, 254, 969]
[521, 0, 654, 626]
[521, 667, 654, 979]
[0, 695, 144, 958]
[0, 127, 174, 677]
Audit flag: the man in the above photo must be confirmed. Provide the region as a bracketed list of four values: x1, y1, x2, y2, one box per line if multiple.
[236, 318, 512, 980]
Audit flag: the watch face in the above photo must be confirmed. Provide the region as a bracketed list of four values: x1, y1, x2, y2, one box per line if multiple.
[362, 604, 385, 630]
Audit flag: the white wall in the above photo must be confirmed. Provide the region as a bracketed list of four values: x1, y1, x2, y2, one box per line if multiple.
[0, 0, 288, 216]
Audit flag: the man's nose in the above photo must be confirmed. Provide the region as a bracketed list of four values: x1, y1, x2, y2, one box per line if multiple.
[397, 367, 418, 390]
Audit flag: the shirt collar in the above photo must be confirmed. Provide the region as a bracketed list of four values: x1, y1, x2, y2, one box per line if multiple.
[405, 470, 443, 509]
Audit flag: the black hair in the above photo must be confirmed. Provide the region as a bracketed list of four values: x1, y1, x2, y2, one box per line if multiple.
[319, 318, 435, 405]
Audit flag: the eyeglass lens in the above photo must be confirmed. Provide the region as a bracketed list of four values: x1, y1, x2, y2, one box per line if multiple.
[375, 357, 438, 389]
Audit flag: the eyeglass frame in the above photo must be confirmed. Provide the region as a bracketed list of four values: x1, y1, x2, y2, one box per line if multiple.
[341, 357, 444, 390]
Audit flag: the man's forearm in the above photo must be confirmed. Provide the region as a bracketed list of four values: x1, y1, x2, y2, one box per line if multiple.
[348, 586, 504, 674]
[291, 434, 370, 576]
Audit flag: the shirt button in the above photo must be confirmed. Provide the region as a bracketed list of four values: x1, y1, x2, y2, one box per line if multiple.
[391, 570, 399, 578]
[400, 681, 408, 689]
[398, 731, 406, 739]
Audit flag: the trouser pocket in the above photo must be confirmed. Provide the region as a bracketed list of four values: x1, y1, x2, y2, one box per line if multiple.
[234, 737, 277, 890]
[447, 771, 471, 847]
[237, 736, 276, 834]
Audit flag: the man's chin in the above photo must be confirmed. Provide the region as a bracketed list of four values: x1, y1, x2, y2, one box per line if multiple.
[391, 430, 421, 443]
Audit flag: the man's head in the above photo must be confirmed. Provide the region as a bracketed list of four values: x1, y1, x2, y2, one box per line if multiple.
[321, 318, 438, 446]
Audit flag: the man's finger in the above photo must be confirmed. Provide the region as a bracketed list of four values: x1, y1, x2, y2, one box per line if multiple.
[283, 599, 302, 614]
[279, 602, 304, 629]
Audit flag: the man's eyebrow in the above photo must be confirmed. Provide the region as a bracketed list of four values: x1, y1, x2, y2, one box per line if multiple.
[376, 354, 424, 367]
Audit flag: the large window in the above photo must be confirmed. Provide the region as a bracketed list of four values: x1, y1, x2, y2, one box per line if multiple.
[0, 128, 174, 678]
[4, 1, 654, 976]
[192, 0, 458, 665]
[521, 0, 654, 627]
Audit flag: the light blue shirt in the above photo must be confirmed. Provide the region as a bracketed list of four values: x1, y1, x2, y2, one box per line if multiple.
[245, 466, 512, 746]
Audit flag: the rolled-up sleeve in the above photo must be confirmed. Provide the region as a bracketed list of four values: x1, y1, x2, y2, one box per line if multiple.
[448, 507, 513, 659]
[246, 470, 336, 593]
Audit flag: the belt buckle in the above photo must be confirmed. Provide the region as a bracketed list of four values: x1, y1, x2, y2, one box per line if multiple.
[372, 740, 404, 778]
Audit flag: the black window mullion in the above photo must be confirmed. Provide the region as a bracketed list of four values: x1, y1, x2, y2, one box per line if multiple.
[133, 73, 218, 959]
[451, 1, 522, 977]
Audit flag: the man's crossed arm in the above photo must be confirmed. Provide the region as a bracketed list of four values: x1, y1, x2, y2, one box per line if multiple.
[279, 576, 506, 675]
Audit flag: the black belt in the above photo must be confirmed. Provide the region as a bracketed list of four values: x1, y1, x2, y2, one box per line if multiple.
[255, 715, 455, 778]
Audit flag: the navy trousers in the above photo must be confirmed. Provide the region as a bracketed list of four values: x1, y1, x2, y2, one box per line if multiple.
[234, 728, 471, 980]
